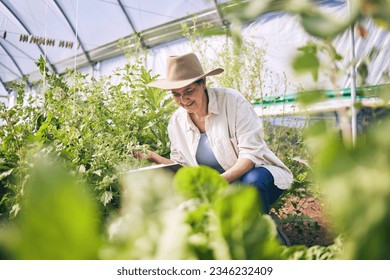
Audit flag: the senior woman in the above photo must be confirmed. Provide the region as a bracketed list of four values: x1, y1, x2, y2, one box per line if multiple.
[140, 52, 293, 215]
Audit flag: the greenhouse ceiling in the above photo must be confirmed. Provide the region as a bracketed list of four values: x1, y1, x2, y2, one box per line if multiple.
[1, 0, 389, 99]
[0, 0, 242, 92]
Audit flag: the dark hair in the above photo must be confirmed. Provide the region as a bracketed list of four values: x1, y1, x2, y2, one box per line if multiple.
[194, 78, 204, 85]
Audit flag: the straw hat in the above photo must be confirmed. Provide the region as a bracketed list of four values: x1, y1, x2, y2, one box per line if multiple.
[147, 53, 224, 90]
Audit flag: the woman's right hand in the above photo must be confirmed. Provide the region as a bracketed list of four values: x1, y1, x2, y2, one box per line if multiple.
[132, 149, 153, 161]
[131, 148, 174, 165]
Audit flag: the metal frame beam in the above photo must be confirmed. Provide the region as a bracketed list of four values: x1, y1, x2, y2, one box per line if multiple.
[5, 7, 223, 83]
[0, 40, 33, 88]
[53, 0, 93, 66]
[0, 0, 58, 76]
[0, 41, 26, 79]
[213, 0, 230, 27]
[2, 0, 249, 85]
[0, 75, 10, 97]
[117, 0, 147, 49]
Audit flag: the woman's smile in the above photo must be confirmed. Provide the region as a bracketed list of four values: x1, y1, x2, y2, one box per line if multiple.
[182, 101, 195, 108]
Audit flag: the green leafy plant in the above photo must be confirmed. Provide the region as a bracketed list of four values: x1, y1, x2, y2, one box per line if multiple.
[2, 1, 390, 261]
[0, 49, 177, 219]
[0, 154, 102, 259]
[307, 117, 390, 259]
[0, 161, 339, 260]
[105, 165, 337, 260]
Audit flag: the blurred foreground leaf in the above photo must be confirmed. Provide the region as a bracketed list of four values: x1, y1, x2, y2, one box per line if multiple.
[292, 44, 320, 81]
[0, 157, 101, 259]
[174, 166, 228, 203]
[308, 116, 390, 259]
[103, 169, 193, 260]
[360, 0, 390, 29]
[214, 186, 283, 259]
[299, 5, 359, 40]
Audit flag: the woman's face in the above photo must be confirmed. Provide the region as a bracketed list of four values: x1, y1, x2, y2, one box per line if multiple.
[171, 81, 207, 114]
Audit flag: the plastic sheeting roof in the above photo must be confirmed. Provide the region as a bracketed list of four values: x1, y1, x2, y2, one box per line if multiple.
[1, 0, 390, 100]
[0, 0, 231, 90]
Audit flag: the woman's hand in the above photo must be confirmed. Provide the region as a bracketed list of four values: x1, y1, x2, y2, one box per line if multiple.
[132, 149, 153, 161]
[131, 149, 175, 165]
[221, 158, 254, 183]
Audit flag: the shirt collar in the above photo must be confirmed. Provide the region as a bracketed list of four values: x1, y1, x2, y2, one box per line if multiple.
[185, 111, 196, 132]
[183, 88, 219, 132]
[207, 88, 219, 115]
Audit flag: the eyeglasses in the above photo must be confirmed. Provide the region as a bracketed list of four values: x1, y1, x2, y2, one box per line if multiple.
[171, 86, 196, 99]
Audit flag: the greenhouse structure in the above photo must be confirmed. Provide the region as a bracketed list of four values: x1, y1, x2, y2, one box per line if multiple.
[1, 0, 390, 270]
[1, 0, 389, 101]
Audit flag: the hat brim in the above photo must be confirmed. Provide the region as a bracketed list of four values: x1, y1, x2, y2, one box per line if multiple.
[147, 68, 224, 90]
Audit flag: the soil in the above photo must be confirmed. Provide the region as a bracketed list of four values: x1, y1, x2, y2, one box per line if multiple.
[272, 196, 335, 247]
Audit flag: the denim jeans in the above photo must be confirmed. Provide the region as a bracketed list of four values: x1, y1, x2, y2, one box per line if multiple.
[239, 167, 284, 213]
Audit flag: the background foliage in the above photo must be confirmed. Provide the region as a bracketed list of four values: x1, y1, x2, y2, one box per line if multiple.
[0, 49, 177, 219]
[1, 0, 390, 260]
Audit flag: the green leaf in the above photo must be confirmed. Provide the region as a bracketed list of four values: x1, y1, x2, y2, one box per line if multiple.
[34, 55, 50, 75]
[213, 187, 283, 259]
[297, 89, 328, 106]
[0, 158, 102, 259]
[364, 1, 390, 29]
[292, 51, 320, 81]
[299, 3, 360, 40]
[174, 166, 228, 203]
[357, 62, 369, 84]
[308, 117, 390, 259]
[375, 84, 390, 103]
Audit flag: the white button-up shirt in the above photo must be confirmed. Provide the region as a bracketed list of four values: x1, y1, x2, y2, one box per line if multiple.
[168, 87, 293, 189]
